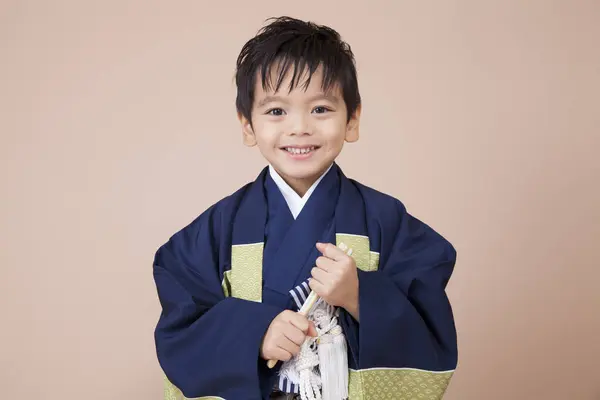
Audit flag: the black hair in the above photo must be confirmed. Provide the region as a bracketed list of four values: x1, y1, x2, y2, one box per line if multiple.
[235, 16, 361, 123]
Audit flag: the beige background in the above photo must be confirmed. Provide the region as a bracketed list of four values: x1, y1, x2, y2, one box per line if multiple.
[1, 1, 599, 399]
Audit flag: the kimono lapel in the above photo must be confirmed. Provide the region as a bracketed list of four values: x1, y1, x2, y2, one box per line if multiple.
[231, 168, 268, 247]
[262, 165, 341, 299]
[333, 170, 369, 238]
[262, 173, 295, 277]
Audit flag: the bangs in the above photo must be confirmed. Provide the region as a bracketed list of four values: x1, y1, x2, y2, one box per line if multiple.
[258, 44, 341, 95]
[236, 16, 360, 121]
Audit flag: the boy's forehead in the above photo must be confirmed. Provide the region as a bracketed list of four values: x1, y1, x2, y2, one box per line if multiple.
[254, 64, 341, 98]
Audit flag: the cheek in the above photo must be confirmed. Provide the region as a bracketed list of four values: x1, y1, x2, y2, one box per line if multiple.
[319, 119, 348, 145]
[252, 121, 280, 147]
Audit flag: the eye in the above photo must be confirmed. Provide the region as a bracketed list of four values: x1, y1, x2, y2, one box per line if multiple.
[312, 106, 331, 114]
[266, 108, 285, 116]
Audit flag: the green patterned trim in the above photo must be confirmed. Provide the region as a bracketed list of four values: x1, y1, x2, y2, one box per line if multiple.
[368, 251, 379, 272]
[230, 242, 264, 302]
[336, 234, 372, 271]
[348, 368, 454, 400]
[221, 270, 231, 297]
[163, 375, 225, 400]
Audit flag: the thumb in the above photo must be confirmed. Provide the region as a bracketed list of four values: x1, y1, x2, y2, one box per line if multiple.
[316, 242, 327, 252]
[307, 321, 318, 337]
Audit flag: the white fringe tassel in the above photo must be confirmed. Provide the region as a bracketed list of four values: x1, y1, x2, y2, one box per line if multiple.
[318, 324, 348, 400]
[279, 299, 348, 400]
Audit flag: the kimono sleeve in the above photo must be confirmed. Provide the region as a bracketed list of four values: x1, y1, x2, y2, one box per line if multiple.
[346, 200, 458, 378]
[152, 205, 282, 400]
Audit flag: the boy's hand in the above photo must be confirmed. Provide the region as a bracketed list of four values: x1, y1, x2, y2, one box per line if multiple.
[260, 310, 317, 362]
[309, 242, 360, 321]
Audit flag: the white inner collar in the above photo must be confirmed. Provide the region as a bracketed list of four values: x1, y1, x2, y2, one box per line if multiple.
[268, 164, 333, 219]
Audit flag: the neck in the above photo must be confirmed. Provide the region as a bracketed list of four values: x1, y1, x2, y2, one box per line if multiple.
[273, 164, 333, 198]
[285, 176, 317, 197]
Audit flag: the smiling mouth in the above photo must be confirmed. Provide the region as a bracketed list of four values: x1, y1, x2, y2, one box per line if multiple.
[282, 146, 319, 155]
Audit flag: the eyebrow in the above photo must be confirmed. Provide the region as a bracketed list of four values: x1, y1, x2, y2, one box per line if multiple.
[256, 93, 341, 108]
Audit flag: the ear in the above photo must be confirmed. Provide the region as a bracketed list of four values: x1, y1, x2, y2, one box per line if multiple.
[345, 104, 361, 143]
[238, 112, 257, 147]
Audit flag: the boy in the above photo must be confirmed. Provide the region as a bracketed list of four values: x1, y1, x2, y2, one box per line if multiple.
[153, 16, 457, 400]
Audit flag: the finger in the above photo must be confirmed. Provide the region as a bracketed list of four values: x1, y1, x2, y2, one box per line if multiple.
[308, 278, 327, 297]
[310, 261, 328, 283]
[316, 242, 347, 261]
[278, 334, 301, 356]
[272, 346, 293, 362]
[315, 256, 335, 272]
[288, 313, 310, 333]
[278, 310, 296, 324]
[308, 277, 326, 297]
[307, 321, 318, 337]
[310, 268, 333, 286]
[283, 324, 306, 346]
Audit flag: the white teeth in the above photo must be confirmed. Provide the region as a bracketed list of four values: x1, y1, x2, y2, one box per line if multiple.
[285, 147, 315, 155]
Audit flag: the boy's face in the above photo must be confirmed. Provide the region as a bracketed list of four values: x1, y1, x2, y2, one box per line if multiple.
[238, 65, 360, 196]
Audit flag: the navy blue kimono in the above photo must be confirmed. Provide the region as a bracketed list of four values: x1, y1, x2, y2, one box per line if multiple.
[153, 163, 458, 400]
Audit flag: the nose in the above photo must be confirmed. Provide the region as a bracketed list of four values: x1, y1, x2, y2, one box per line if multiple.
[288, 112, 312, 136]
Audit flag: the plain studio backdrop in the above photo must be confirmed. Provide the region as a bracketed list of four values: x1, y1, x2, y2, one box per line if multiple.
[1, 1, 599, 399]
